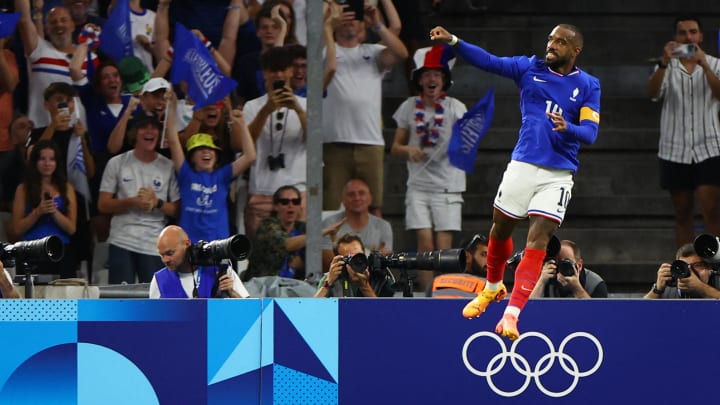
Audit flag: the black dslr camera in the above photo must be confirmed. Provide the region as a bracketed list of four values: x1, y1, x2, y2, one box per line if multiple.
[556, 258, 576, 277]
[667, 260, 692, 287]
[189, 235, 251, 266]
[267, 153, 285, 171]
[342, 253, 368, 273]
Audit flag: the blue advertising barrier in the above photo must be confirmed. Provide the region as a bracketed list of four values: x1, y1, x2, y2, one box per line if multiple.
[0, 298, 716, 404]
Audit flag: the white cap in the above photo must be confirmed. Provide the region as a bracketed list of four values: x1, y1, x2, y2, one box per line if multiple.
[141, 77, 171, 94]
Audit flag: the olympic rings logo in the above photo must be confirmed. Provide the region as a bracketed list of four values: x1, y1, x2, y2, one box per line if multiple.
[461, 331, 603, 397]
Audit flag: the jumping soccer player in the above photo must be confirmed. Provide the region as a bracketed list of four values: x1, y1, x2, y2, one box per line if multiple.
[429, 24, 601, 340]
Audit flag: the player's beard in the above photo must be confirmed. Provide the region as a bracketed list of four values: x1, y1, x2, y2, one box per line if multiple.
[545, 51, 569, 70]
[469, 260, 487, 278]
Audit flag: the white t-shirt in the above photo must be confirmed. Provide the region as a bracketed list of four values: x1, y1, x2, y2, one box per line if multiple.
[100, 151, 180, 255]
[130, 8, 157, 73]
[322, 43, 386, 145]
[392, 96, 468, 192]
[148, 267, 249, 298]
[243, 95, 307, 195]
[27, 38, 93, 127]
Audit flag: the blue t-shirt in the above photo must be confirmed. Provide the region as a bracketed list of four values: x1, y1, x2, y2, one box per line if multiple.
[178, 161, 234, 242]
[24, 196, 70, 244]
[456, 41, 601, 173]
[76, 83, 131, 155]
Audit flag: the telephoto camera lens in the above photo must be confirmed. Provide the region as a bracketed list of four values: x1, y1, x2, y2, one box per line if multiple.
[380, 249, 466, 273]
[0, 235, 64, 266]
[189, 235, 251, 266]
[694, 234, 720, 262]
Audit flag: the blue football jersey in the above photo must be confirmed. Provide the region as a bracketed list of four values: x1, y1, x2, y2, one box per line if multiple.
[456, 41, 601, 173]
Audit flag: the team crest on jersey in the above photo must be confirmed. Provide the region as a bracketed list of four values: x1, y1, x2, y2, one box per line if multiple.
[570, 87, 579, 102]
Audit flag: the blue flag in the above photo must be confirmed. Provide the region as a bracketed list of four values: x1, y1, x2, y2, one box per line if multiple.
[448, 87, 495, 173]
[0, 12, 20, 39]
[99, 0, 133, 62]
[171, 23, 237, 110]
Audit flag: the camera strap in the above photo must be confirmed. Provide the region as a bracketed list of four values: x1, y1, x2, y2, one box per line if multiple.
[269, 107, 289, 155]
[192, 269, 200, 298]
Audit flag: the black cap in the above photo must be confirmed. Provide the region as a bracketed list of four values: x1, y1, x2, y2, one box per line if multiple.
[461, 234, 488, 252]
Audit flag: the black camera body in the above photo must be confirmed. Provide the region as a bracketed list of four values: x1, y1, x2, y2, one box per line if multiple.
[667, 259, 692, 287]
[0, 235, 64, 268]
[267, 153, 285, 171]
[556, 258, 576, 277]
[342, 254, 368, 274]
[189, 235, 251, 266]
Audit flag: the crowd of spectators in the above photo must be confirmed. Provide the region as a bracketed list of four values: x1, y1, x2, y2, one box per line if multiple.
[0, 0, 423, 287]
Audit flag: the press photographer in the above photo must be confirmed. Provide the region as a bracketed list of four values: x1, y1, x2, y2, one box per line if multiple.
[315, 234, 395, 298]
[316, 233, 466, 297]
[645, 241, 720, 299]
[529, 239, 608, 298]
[150, 226, 250, 299]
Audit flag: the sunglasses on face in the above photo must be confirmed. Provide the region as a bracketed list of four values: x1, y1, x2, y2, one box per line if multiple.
[277, 198, 301, 206]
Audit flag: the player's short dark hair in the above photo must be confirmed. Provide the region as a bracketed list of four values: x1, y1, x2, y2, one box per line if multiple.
[558, 23, 583, 49]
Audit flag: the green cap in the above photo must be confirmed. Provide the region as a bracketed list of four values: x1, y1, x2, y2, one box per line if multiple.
[118, 56, 150, 94]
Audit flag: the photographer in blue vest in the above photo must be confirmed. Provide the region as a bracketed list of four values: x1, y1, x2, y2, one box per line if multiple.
[530, 239, 607, 298]
[149, 225, 249, 299]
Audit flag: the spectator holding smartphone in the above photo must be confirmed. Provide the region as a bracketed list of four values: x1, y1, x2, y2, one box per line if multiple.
[322, 0, 407, 217]
[243, 46, 307, 238]
[648, 15, 720, 248]
[12, 140, 78, 278]
[25, 83, 95, 279]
